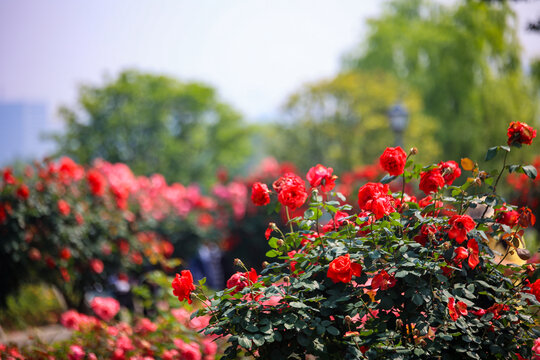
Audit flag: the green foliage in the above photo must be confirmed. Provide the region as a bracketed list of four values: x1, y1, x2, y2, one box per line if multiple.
[269, 71, 440, 173]
[344, 0, 538, 163]
[54, 69, 252, 186]
[0, 284, 65, 330]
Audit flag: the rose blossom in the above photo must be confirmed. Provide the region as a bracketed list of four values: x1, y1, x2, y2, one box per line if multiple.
[438, 160, 461, 185]
[89, 259, 104, 274]
[171, 270, 195, 304]
[226, 268, 258, 294]
[250, 182, 271, 206]
[90, 297, 120, 322]
[448, 214, 476, 244]
[57, 199, 71, 216]
[371, 270, 396, 290]
[87, 169, 107, 196]
[357, 182, 395, 219]
[507, 121, 537, 146]
[379, 146, 407, 176]
[68, 345, 85, 360]
[448, 297, 467, 321]
[277, 183, 307, 210]
[419, 168, 445, 195]
[327, 254, 362, 284]
[306, 164, 337, 192]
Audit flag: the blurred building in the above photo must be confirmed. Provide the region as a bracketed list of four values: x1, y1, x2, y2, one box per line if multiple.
[0, 101, 56, 166]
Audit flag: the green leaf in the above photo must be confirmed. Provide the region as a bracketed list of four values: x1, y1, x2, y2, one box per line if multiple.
[326, 326, 339, 336]
[265, 250, 279, 258]
[485, 146, 498, 161]
[522, 165, 537, 179]
[380, 174, 397, 184]
[412, 293, 423, 306]
[238, 337, 252, 349]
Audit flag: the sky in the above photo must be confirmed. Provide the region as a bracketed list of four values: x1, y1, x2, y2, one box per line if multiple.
[0, 0, 539, 123]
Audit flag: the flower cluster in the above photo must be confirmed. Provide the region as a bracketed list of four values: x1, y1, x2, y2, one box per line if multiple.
[194, 122, 539, 359]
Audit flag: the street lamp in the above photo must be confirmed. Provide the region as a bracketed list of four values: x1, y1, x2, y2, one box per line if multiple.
[388, 102, 409, 149]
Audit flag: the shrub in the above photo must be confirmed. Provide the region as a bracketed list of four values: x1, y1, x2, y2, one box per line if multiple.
[180, 122, 540, 359]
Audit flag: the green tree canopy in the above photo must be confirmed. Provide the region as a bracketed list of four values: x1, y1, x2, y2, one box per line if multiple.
[54, 70, 252, 185]
[344, 0, 538, 162]
[268, 71, 440, 174]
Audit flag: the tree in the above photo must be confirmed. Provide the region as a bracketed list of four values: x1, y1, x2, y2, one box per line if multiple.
[344, 0, 538, 163]
[268, 71, 440, 174]
[54, 70, 252, 186]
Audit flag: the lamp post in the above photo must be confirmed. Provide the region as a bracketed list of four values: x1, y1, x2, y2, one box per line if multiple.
[388, 102, 409, 149]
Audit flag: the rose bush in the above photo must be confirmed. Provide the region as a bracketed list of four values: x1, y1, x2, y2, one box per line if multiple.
[0, 157, 222, 307]
[0, 271, 225, 360]
[176, 122, 540, 359]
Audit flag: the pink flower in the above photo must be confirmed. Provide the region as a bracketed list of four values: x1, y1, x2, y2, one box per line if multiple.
[174, 339, 201, 360]
[90, 297, 120, 322]
[135, 318, 157, 334]
[68, 345, 85, 360]
[61, 310, 82, 330]
[202, 338, 217, 355]
[171, 308, 191, 324]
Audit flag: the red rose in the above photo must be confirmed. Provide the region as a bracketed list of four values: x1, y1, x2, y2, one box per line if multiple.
[17, 184, 30, 200]
[526, 279, 540, 302]
[357, 182, 395, 219]
[371, 270, 396, 290]
[327, 254, 362, 283]
[379, 146, 407, 176]
[226, 268, 258, 294]
[496, 208, 519, 227]
[60, 247, 72, 260]
[272, 173, 304, 193]
[306, 164, 337, 192]
[277, 183, 308, 211]
[413, 224, 437, 246]
[507, 121, 537, 146]
[438, 161, 461, 185]
[57, 199, 71, 216]
[419, 168, 445, 195]
[89, 259, 104, 274]
[251, 182, 271, 206]
[448, 297, 467, 321]
[467, 239, 479, 269]
[87, 169, 106, 196]
[171, 270, 196, 304]
[448, 214, 476, 244]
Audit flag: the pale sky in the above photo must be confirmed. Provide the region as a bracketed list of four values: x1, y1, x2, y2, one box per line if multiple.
[0, 0, 539, 123]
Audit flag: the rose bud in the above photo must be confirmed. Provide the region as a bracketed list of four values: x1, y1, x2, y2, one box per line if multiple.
[262, 261, 269, 269]
[344, 315, 352, 325]
[283, 276, 290, 283]
[410, 147, 418, 155]
[276, 239, 284, 247]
